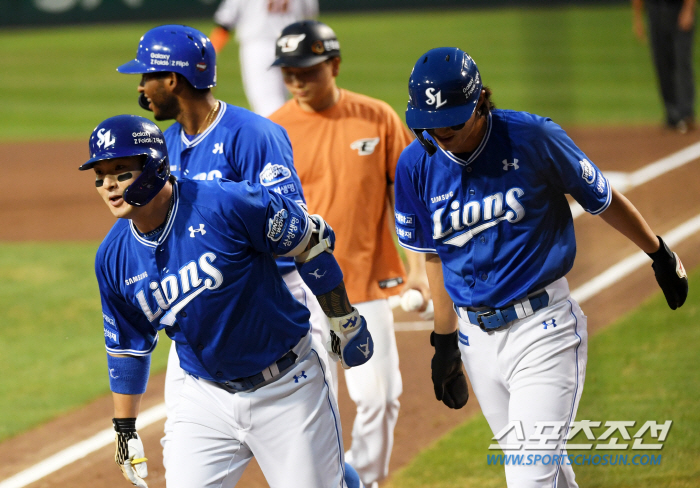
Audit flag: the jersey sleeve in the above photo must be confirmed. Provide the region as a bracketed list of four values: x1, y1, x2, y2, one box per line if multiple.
[393, 150, 437, 253]
[384, 104, 414, 185]
[537, 119, 612, 215]
[220, 180, 313, 257]
[95, 254, 158, 356]
[233, 118, 307, 208]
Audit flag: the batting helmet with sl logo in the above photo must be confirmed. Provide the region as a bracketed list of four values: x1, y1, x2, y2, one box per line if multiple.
[79, 115, 170, 207]
[405, 47, 482, 155]
[271, 20, 341, 68]
[117, 25, 216, 90]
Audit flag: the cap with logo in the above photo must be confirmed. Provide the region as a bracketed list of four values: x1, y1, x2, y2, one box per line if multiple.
[271, 20, 341, 68]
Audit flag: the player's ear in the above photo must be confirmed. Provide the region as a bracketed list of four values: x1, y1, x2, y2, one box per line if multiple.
[330, 57, 341, 78]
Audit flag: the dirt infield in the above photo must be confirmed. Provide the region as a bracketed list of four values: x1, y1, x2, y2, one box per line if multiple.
[1, 125, 699, 488]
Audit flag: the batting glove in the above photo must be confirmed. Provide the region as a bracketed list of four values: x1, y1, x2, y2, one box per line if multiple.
[113, 418, 148, 488]
[327, 308, 374, 369]
[647, 236, 688, 310]
[430, 331, 469, 409]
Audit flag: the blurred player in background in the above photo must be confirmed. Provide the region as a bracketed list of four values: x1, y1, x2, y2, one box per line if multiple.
[210, 0, 319, 116]
[269, 20, 430, 488]
[115, 24, 335, 474]
[632, 0, 697, 132]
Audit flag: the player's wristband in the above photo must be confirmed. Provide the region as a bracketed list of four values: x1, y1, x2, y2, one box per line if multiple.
[296, 251, 344, 296]
[107, 354, 151, 395]
[112, 417, 137, 433]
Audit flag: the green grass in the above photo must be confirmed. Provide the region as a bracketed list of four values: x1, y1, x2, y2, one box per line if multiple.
[0, 243, 170, 442]
[2, 4, 699, 142]
[387, 268, 700, 488]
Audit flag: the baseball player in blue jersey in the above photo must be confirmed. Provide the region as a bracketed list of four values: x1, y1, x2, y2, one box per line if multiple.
[81, 114, 371, 487]
[115, 24, 338, 472]
[394, 48, 689, 487]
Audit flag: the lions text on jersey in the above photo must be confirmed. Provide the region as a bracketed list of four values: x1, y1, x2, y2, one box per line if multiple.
[394, 110, 611, 308]
[96, 178, 311, 381]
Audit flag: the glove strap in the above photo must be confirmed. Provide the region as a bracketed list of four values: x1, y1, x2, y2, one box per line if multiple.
[430, 331, 459, 354]
[646, 235, 671, 262]
[112, 417, 137, 433]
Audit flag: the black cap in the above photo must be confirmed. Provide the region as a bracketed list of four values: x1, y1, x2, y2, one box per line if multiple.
[271, 20, 341, 68]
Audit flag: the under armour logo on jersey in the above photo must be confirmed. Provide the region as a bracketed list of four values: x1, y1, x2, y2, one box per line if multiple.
[96, 128, 116, 150]
[342, 316, 358, 329]
[503, 159, 520, 171]
[277, 33, 306, 52]
[189, 224, 206, 237]
[350, 137, 380, 155]
[357, 338, 371, 358]
[309, 269, 326, 279]
[213, 143, 224, 154]
[109, 368, 119, 379]
[293, 371, 307, 383]
[543, 318, 557, 329]
[425, 88, 447, 108]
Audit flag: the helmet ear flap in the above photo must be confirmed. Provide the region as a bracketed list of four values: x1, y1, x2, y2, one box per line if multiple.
[411, 129, 437, 156]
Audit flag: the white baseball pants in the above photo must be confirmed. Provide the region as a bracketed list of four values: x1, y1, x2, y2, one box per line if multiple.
[239, 39, 288, 117]
[343, 299, 402, 486]
[457, 277, 587, 488]
[165, 334, 347, 488]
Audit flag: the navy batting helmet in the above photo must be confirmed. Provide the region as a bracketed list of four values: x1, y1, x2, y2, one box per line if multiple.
[271, 20, 340, 68]
[79, 115, 170, 207]
[117, 25, 216, 90]
[405, 47, 482, 155]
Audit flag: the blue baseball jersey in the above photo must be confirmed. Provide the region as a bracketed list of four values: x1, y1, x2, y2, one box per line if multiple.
[164, 102, 305, 275]
[96, 178, 312, 381]
[395, 109, 611, 308]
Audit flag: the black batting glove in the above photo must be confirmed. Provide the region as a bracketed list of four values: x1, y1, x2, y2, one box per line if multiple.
[647, 236, 688, 310]
[430, 331, 469, 409]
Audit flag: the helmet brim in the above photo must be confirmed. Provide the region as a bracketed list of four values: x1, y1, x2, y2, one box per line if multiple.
[117, 59, 154, 75]
[405, 100, 478, 130]
[79, 149, 148, 171]
[271, 54, 334, 69]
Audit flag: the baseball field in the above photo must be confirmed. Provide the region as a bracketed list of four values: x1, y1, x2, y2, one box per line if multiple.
[1, 4, 699, 488]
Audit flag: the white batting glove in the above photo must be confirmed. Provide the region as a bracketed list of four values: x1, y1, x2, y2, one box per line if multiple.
[327, 308, 374, 369]
[113, 418, 148, 488]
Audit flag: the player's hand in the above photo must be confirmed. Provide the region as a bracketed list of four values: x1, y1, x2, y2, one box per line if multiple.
[327, 308, 374, 369]
[430, 331, 468, 409]
[113, 418, 148, 488]
[647, 236, 688, 310]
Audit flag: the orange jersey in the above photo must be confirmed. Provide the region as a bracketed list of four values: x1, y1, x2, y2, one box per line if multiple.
[270, 89, 413, 303]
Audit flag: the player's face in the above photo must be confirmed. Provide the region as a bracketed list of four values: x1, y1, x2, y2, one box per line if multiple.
[138, 73, 180, 121]
[93, 156, 143, 219]
[281, 58, 339, 110]
[427, 91, 486, 153]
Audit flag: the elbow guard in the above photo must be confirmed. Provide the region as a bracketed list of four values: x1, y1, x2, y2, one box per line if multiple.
[295, 215, 344, 296]
[107, 354, 151, 395]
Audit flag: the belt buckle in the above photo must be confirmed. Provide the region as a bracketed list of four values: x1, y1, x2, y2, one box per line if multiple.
[476, 310, 497, 331]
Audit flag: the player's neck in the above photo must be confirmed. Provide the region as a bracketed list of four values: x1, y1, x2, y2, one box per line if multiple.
[298, 86, 340, 113]
[178, 95, 219, 136]
[131, 182, 174, 234]
[453, 114, 488, 154]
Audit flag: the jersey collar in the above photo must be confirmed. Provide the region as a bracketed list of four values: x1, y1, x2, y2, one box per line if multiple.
[438, 112, 492, 167]
[130, 181, 180, 248]
[179, 101, 227, 148]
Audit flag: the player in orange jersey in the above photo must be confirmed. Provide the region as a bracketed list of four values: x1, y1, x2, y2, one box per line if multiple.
[269, 20, 430, 488]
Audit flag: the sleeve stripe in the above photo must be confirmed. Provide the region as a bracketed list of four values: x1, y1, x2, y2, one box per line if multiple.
[106, 334, 159, 356]
[398, 241, 437, 253]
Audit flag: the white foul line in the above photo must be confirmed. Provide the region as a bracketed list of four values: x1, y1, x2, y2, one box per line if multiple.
[2, 144, 700, 488]
[570, 139, 700, 219]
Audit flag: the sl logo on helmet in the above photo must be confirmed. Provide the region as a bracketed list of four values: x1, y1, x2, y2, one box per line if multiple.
[425, 88, 447, 108]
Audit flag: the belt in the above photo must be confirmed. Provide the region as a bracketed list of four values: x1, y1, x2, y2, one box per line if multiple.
[457, 290, 549, 331]
[219, 349, 298, 393]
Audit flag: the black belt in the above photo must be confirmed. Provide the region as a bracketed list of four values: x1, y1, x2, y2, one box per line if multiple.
[459, 291, 549, 331]
[219, 349, 298, 393]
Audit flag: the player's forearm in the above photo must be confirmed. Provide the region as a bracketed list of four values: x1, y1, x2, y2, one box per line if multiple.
[112, 392, 143, 419]
[599, 187, 659, 254]
[426, 254, 458, 334]
[315, 282, 353, 317]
